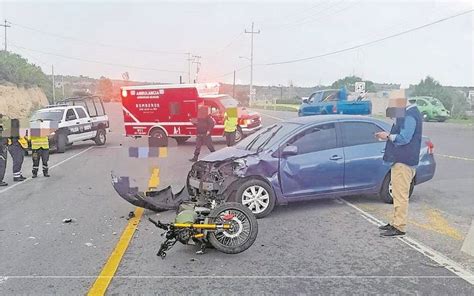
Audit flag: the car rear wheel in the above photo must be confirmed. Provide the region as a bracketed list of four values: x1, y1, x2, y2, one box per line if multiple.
[380, 173, 415, 204]
[94, 129, 107, 145]
[235, 179, 275, 218]
[149, 128, 168, 147]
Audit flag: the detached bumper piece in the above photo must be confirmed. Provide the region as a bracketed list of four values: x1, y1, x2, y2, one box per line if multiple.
[111, 173, 190, 212]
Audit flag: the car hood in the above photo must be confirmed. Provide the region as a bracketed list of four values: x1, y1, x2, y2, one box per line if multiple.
[201, 147, 255, 162]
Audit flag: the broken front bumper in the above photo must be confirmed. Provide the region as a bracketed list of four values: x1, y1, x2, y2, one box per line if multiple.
[241, 124, 262, 135]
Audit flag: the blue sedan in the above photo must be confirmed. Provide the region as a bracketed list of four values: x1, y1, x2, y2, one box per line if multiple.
[187, 115, 436, 218]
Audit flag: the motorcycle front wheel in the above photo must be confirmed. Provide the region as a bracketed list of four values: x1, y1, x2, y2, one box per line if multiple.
[208, 202, 258, 254]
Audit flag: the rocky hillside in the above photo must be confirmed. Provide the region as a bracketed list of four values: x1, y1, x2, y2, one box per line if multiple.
[0, 83, 49, 118]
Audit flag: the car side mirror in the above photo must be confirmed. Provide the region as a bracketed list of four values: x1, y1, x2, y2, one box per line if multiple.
[66, 115, 75, 121]
[302, 99, 308, 104]
[282, 145, 298, 157]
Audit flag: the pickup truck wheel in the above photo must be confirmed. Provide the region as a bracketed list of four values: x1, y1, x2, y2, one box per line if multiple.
[235, 126, 244, 143]
[56, 134, 67, 153]
[380, 173, 414, 204]
[94, 129, 107, 145]
[236, 179, 275, 218]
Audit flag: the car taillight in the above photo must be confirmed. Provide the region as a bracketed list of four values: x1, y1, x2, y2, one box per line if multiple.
[426, 140, 434, 154]
[238, 118, 245, 126]
[332, 105, 337, 113]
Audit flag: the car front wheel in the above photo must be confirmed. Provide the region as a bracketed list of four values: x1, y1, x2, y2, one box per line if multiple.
[235, 179, 275, 218]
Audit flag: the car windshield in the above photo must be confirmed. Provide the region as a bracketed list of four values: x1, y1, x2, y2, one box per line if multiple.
[429, 99, 442, 106]
[30, 109, 64, 122]
[219, 96, 239, 108]
[236, 123, 300, 151]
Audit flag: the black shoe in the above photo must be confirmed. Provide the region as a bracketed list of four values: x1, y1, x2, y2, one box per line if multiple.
[189, 157, 198, 162]
[380, 227, 406, 237]
[19, 176, 27, 181]
[378, 224, 393, 231]
[32, 174, 37, 179]
[43, 172, 50, 177]
[0, 181, 7, 186]
[13, 177, 24, 182]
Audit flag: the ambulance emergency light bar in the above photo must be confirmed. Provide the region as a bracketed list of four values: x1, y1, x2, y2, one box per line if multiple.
[120, 83, 220, 98]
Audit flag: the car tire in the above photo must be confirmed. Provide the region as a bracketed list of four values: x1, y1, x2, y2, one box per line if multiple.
[56, 134, 67, 153]
[235, 126, 244, 143]
[235, 179, 275, 218]
[380, 173, 415, 204]
[174, 137, 190, 145]
[94, 129, 107, 146]
[422, 112, 429, 122]
[150, 129, 168, 147]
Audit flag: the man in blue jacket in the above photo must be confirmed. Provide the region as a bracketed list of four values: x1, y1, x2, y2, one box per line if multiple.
[375, 93, 423, 237]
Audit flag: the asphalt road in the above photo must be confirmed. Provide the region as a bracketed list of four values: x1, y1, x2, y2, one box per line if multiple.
[0, 103, 473, 295]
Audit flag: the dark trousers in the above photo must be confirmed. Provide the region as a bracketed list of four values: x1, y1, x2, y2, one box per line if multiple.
[0, 145, 7, 182]
[32, 148, 49, 175]
[8, 144, 24, 178]
[193, 134, 215, 158]
[224, 131, 236, 147]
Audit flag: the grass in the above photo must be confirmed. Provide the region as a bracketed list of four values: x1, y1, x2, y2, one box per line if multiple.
[252, 103, 299, 112]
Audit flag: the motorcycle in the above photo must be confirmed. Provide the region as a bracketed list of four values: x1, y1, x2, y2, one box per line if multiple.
[111, 173, 258, 258]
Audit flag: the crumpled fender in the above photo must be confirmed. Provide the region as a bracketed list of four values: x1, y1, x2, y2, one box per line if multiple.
[111, 172, 190, 212]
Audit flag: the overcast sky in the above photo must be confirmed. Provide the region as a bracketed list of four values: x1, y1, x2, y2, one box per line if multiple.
[1, 0, 472, 87]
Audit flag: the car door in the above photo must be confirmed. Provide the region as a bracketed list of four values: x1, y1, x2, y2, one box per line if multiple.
[302, 92, 322, 115]
[340, 121, 390, 191]
[74, 107, 95, 140]
[64, 108, 81, 142]
[279, 122, 344, 197]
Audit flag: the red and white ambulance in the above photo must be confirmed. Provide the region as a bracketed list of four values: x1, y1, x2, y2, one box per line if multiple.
[120, 83, 262, 144]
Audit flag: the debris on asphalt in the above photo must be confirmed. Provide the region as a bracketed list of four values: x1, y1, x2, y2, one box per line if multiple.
[62, 218, 73, 223]
[190, 258, 197, 262]
[112, 232, 117, 235]
[34, 242, 39, 246]
[126, 211, 135, 220]
[28, 236, 36, 240]
[85, 242, 93, 247]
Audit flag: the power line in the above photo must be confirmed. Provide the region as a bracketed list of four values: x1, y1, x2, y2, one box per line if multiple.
[9, 43, 186, 73]
[8, 21, 189, 55]
[260, 9, 474, 66]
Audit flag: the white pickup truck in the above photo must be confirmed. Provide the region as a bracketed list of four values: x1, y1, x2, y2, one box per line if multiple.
[30, 96, 110, 153]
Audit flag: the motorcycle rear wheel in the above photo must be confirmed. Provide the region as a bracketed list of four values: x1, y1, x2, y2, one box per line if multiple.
[208, 202, 258, 254]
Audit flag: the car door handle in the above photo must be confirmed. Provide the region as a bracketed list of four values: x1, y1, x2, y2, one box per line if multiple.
[329, 155, 342, 161]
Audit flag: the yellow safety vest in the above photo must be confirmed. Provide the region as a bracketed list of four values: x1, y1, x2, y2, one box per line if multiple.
[7, 137, 29, 149]
[30, 136, 49, 150]
[224, 116, 238, 132]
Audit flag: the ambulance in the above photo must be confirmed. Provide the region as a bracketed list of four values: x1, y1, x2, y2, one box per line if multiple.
[120, 83, 262, 144]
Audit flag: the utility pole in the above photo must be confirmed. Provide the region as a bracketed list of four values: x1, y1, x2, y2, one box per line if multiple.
[192, 55, 201, 83]
[1, 20, 11, 51]
[186, 52, 192, 84]
[51, 65, 56, 104]
[245, 22, 260, 106]
[232, 70, 236, 99]
[61, 76, 65, 98]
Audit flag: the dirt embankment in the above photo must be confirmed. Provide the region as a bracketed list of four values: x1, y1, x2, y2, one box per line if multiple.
[0, 84, 49, 119]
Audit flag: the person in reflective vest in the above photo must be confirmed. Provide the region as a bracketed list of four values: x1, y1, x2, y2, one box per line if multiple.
[30, 122, 51, 178]
[8, 119, 27, 182]
[224, 107, 238, 147]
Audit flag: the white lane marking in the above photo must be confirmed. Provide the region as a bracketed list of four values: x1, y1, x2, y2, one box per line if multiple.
[0, 275, 473, 279]
[436, 154, 474, 162]
[0, 147, 93, 195]
[337, 197, 474, 286]
[461, 219, 474, 256]
[257, 111, 285, 122]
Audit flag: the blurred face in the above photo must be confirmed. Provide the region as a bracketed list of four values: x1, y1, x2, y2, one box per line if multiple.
[386, 97, 407, 119]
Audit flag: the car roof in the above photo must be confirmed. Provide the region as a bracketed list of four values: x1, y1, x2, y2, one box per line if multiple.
[286, 115, 385, 125]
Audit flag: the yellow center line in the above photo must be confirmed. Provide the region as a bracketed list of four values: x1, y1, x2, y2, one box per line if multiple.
[87, 207, 144, 296]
